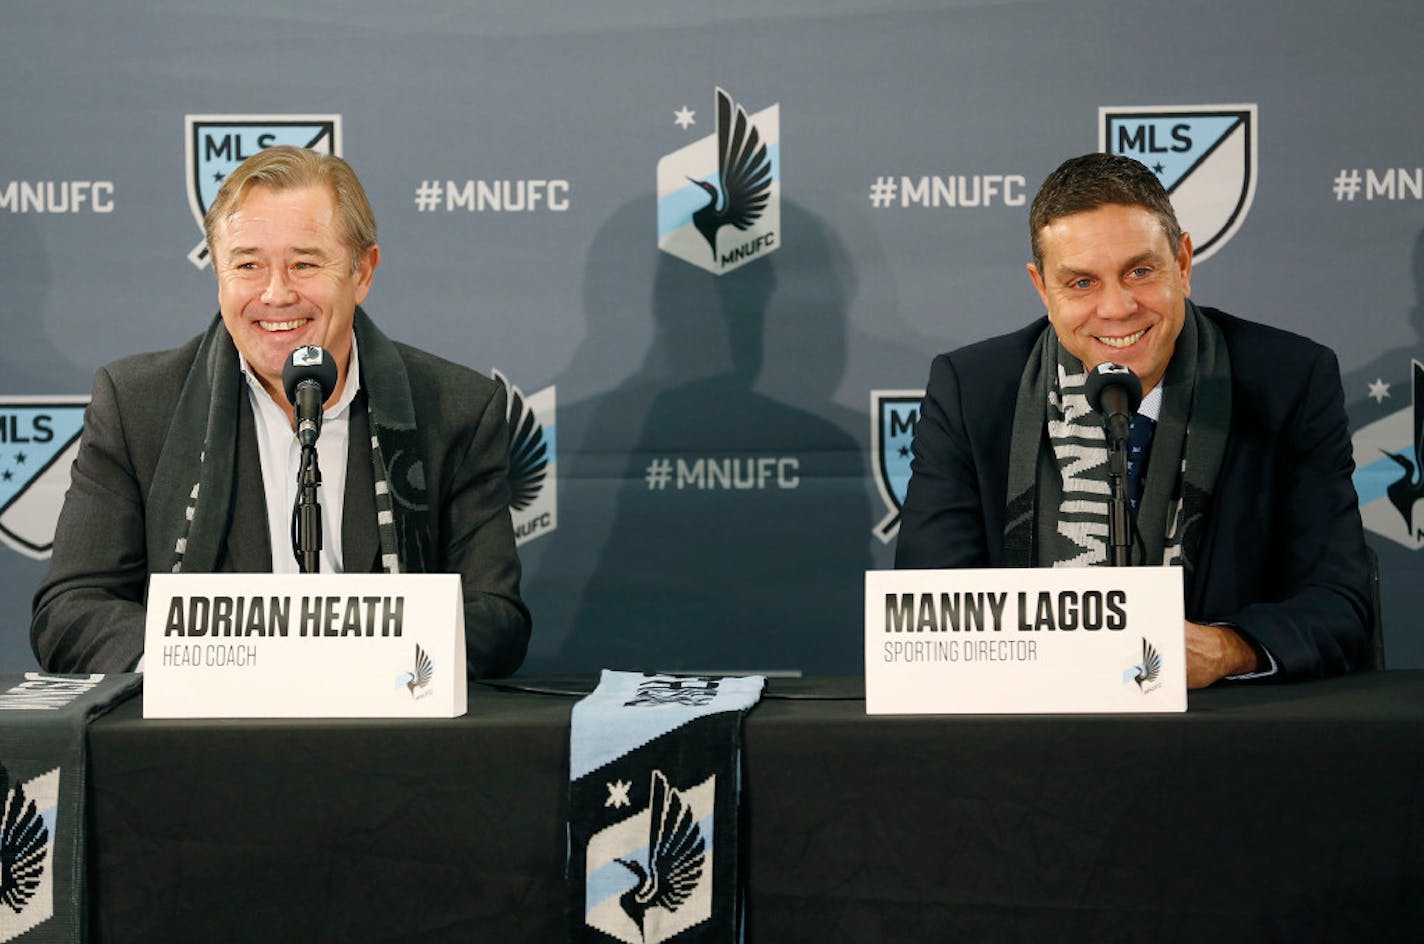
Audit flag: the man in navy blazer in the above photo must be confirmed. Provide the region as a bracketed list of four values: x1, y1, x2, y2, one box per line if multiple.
[895, 154, 1369, 687]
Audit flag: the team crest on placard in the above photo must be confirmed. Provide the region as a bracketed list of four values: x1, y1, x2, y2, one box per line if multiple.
[0, 396, 88, 560]
[1123, 638, 1164, 693]
[1100, 104, 1257, 263]
[584, 769, 714, 944]
[0, 762, 60, 939]
[397, 643, 435, 700]
[657, 88, 780, 275]
[493, 371, 557, 546]
[871, 390, 923, 544]
[184, 114, 342, 268]
[1353, 359, 1424, 550]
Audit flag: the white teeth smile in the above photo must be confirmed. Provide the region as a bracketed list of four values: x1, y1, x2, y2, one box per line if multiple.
[1097, 328, 1146, 348]
[259, 319, 308, 332]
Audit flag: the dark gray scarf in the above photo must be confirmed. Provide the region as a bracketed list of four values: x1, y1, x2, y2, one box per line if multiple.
[1003, 300, 1231, 582]
[146, 308, 433, 574]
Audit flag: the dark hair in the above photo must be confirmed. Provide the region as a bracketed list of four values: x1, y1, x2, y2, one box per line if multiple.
[1029, 153, 1182, 271]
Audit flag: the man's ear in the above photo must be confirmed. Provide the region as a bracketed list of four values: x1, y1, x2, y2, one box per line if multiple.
[1177, 232, 1194, 297]
[354, 244, 381, 303]
[1026, 261, 1049, 309]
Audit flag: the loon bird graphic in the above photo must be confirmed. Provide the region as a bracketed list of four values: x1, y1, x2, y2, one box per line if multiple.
[505, 383, 548, 513]
[399, 644, 433, 697]
[0, 763, 49, 914]
[615, 770, 706, 940]
[689, 88, 773, 261]
[1381, 360, 1424, 537]
[1124, 638, 1162, 689]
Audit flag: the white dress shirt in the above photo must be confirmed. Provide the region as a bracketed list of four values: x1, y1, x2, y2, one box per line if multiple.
[238, 338, 361, 574]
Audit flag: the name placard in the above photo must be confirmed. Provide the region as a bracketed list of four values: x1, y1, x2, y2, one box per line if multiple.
[865, 567, 1185, 714]
[143, 573, 466, 719]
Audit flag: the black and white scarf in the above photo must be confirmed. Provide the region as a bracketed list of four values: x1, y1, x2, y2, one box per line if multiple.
[1003, 300, 1231, 580]
[146, 308, 433, 574]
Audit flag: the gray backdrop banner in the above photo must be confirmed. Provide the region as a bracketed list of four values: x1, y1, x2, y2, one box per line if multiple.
[2, 0, 1421, 673]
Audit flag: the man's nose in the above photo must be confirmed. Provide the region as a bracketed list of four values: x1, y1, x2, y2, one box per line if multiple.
[1098, 280, 1138, 318]
[261, 267, 296, 304]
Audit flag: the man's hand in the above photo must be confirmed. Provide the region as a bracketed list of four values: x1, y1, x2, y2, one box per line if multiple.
[1185, 621, 1260, 689]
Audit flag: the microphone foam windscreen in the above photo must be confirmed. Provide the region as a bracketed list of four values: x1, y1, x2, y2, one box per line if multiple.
[1083, 362, 1144, 415]
[281, 346, 339, 405]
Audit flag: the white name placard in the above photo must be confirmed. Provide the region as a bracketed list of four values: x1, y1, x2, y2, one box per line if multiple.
[143, 573, 466, 719]
[865, 567, 1185, 714]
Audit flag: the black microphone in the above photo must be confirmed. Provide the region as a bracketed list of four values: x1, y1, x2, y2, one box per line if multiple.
[281, 346, 338, 448]
[1084, 362, 1143, 446]
[1086, 363, 1144, 567]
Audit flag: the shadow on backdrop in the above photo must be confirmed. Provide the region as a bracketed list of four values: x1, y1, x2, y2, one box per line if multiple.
[1342, 225, 1424, 669]
[526, 197, 871, 675]
[0, 213, 65, 669]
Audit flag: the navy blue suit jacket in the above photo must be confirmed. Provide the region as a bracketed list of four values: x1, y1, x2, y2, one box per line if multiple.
[894, 307, 1370, 680]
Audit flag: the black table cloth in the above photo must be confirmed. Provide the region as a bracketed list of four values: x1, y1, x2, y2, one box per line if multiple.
[87, 672, 1424, 942]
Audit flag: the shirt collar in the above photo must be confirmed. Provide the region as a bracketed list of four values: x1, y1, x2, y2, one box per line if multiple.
[1138, 382, 1163, 422]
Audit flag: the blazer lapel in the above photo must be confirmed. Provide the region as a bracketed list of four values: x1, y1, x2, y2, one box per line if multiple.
[225, 396, 273, 573]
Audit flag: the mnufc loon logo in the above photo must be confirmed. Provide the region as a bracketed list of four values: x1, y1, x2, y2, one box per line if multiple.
[1353, 359, 1424, 550]
[584, 769, 713, 944]
[1100, 104, 1257, 264]
[184, 114, 342, 269]
[871, 390, 923, 544]
[657, 88, 780, 276]
[0, 761, 59, 939]
[493, 371, 557, 546]
[0, 397, 89, 560]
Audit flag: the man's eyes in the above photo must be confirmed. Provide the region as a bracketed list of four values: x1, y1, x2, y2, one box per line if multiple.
[233, 261, 317, 271]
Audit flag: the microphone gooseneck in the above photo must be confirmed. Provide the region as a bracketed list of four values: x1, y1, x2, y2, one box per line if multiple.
[282, 346, 337, 573]
[1084, 363, 1143, 567]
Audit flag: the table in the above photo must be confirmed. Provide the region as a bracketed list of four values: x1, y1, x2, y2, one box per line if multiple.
[86, 671, 1424, 942]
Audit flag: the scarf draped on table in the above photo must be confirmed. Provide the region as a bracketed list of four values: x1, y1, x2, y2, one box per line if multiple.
[567, 671, 765, 944]
[0, 673, 141, 943]
[1002, 300, 1231, 582]
[145, 308, 434, 575]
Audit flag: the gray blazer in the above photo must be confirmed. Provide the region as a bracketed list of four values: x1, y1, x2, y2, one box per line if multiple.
[32, 326, 531, 678]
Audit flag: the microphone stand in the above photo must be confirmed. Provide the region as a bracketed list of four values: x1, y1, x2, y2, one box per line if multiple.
[284, 351, 336, 574]
[295, 443, 322, 573]
[1104, 409, 1132, 567]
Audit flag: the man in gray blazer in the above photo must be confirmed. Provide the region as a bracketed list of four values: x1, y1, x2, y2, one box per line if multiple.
[32, 146, 531, 677]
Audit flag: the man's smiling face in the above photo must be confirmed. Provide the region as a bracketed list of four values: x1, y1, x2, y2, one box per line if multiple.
[1026, 202, 1193, 394]
[211, 183, 376, 406]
